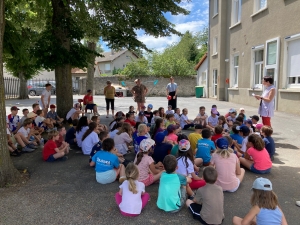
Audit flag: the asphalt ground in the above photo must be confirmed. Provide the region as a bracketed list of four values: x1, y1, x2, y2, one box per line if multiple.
[1, 95, 299, 225]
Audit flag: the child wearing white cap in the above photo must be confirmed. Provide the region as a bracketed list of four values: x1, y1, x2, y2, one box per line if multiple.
[134, 139, 164, 186]
[233, 177, 288, 225]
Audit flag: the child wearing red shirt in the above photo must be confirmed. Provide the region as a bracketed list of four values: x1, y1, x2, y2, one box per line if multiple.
[124, 113, 136, 127]
[211, 125, 223, 144]
[43, 131, 69, 162]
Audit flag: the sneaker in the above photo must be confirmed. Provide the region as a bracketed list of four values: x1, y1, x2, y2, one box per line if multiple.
[119, 176, 126, 184]
[296, 201, 300, 207]
[188, 195, 195, 200]
[22, 146, 35, 152]
[28, 143, 38, 149]
[61, 156, 68, 161]
[10, 150, 21, 157]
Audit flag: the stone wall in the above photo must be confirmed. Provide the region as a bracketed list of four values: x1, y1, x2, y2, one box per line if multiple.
[79, 75, 197, 97]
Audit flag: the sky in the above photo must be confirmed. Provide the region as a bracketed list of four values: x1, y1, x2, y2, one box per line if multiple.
[101, 0, 208, 52]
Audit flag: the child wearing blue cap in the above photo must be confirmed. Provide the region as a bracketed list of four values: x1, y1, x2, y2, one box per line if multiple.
[233, 177, 287, 225]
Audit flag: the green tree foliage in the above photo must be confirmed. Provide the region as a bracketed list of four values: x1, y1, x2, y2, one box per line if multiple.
[194, 27, 208, 63]
[122, 57, 150, 77]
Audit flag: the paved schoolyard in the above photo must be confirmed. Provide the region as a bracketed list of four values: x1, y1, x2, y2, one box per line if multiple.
[1, 96, 300, 225]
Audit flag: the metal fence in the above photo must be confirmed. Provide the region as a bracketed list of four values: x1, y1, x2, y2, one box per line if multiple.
[4, 77, 20, 99]
[4, 77, 80, 99]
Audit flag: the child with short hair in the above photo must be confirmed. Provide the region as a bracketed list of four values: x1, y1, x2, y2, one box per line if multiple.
[211, 104, 220, 116]
[128, 105, 136, 114]
[115, 163, 150, 217]
[176, 140, 205, 197]
[17, 118, 39, 149]
[239, 108, 247, 120]
[250, 115, 260, 126]
[55, 127, 70, 151]
[195, 128, 216, 166]
[151, 110, 159, 124]
[35, 109, 54, 130]
[134, 139, 164, 186]
[90, 138, 126, 184]
[194, 106, 208, 127]
[180, 108, 194, 130]
[8, 106, 21, 134]
[20, 108, 29, 126]
[261, 125, 275, 160]
[233, 178, 288, 225]
[245, 119, 255, 133]
[65, 119, 78, 145]
[226, 109, 237, 126]
[47, 104, 64, 126]
[43, 130, 69, 162]
[165, 105, 174, 115]
[91, 115, 108, 132]
[211, 138, 245, 192]
[174, 108, 181, 125]
[124, 113, 136, 127]
[186, 167, 224, 225]
[211, 125, 223, 144]
[82, 122, 99, 155]
[157, 155, 187, 213]
[144, 104, 153, 124]
[165, 113, 176, 128]
[89, 131, 109, 163]
[188, 124, 203, 154]
[32, 103, 40, 114]
[135, 111, 148, 123]
[236, 125, 251, 154]
[207, 108, 219, 130]
[239, 134, 272, 174]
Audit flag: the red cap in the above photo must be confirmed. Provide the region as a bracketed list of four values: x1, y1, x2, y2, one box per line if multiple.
[11, 106, 20, 110]
[50, 104, 56, 109]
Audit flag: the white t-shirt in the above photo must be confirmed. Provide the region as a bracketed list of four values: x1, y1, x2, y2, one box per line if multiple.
[119, 180, 145, 214]
[180, 114, 189, 128]
[208, 116, 219, 127]
[35, 116, 45, 127]
[76, 126, 88, 147]
[41, 90, 51, 106]
[174, 113, 180, 122]
[66, 108, 77, 120]
[82, 131, 99, 155]
[18, 127, 30, 138]
[135, 116, 148, 123]
[196, 113, 208, 123]
[114, 132, 132, 154]
[166, 110, 174, 115]
[241, 136, 249, 152]
[109, 129, 118, 139]
[176, 157, 194, 177]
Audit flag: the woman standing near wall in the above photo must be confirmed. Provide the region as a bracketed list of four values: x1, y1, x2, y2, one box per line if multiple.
[166, 76, 178, 110]
[253, 76, 276, 127]
[104, 80, 115, 118]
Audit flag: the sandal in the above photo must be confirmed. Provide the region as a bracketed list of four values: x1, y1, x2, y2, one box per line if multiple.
[10, 150, 21, 157]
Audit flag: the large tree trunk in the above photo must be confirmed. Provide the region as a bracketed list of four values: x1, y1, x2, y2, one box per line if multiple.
[0, 0, 21, 187]
[51, 0, 73, 118]
[18, 72, 29, 99]
[86, 41, 96, 94]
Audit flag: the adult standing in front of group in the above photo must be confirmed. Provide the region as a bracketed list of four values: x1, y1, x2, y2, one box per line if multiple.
[41, 83, 52, 115]
[83, 89, 99, 116]
[253, 76, 275, 127]
[131, 79, 148, 113]
[166, 76, 177, 110]
[104, 80, 116, 118]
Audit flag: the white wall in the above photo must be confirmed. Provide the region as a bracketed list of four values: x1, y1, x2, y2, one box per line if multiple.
[196, 58, 208, 97]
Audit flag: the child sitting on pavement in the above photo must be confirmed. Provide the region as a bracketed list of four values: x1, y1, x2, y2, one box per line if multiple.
[134, 139, 164, 186]
[261, 125, 275, 160]
[134, 124, 149, 153]
[174, 108, 181, 125]
[82, 122, 99, 155]
[17, 118, 40, 149]
[165, 124, 180, 145]
[153, 132, 173, 163]
[90, 138, 126, 184]
[195, 128, 216, 166]
[115, 163, 150, 217]
[188, 124, 203, 154]
[165, 105, 174, 115]
[157, 155, 187, 213]
[165, 113, 176, 128]
[35, 109, 55, 131]
[186, 167, 224, 225]
[180, 108, 194, 130]
[65, 119, 78, 146]
[7, 106, 21, 134]
[20, 108, 29, 126]
[91, 115, 108, 132]
[47, 104, 64, 127]
[43, 130, 69, 162]
[207, 108, 219, 130]
[211, 125, 224, 144]
[194, 106, 208, 127]
[55, 127, 70, 151]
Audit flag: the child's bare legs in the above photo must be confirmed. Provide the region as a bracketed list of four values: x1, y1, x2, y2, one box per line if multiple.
[8, 145, 15, 152]
[116, 164, 126, 183]
[233, 216, 256, 225]
[186, 184, 194, 196]
[186, 199, 194, 207]
[237, 168, 245, 183]
[13, 133, 27, 148]
[93, 105, 99, 115]
[152, 170, 163, 183]
[194, 158, 203, 167]
[53, 151, 66, 159]
[239, 157, 253, 170]
[18, 133, 31, 145]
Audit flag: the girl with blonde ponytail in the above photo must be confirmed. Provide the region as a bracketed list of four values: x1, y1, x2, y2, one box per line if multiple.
[115, 163, 150, 217]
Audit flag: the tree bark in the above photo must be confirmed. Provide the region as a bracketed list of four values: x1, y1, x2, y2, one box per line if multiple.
[0, 0, 21, 187]
[18, 72, 29, 99]
[51, 0, 73, 118]
[86, 41, 96, 94]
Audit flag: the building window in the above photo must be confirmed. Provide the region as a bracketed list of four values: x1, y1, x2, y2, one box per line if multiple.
[265, 37, 280, 87]
[254, 49, 264, 89]
[267, 41, 277, 65]
[213, 36, 218, 55]
[287, 37, 300, 86]
[231, 0, 241, 25]
[232, 55, 239, 87]
[105, 63, 111, 71]
[213, 0, 218, 16]
[254, 0, 267, 12]
[213, 70, 218, 97]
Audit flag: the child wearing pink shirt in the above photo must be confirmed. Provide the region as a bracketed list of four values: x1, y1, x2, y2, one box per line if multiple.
[239, 134, 272, 174]
[165, 124, 180, 145]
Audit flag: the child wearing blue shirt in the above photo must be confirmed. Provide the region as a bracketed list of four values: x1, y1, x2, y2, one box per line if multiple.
[90, 138, 125, 184]
[261, 126, 275, 160]
[89, 131, 109, 163]
[195, 128, 216, 166]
